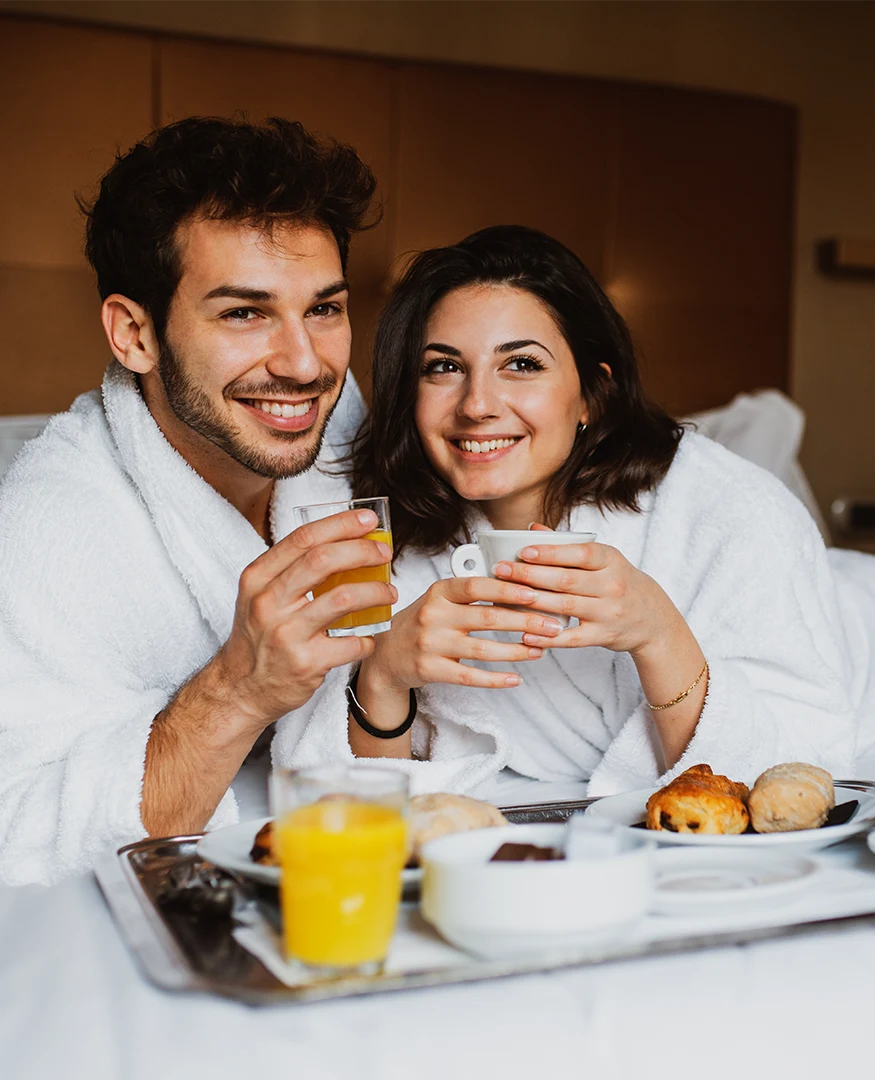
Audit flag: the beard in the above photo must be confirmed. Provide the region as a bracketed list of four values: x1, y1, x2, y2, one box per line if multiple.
[156, 340, 343, 480]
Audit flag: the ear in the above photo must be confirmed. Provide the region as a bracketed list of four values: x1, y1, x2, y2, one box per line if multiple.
[101, 294, 160, 375]
[579, 363, 613, 427]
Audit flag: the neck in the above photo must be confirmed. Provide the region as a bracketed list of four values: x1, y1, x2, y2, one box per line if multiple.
[139, 375, 275, 541]
[479, 489, 552, 531]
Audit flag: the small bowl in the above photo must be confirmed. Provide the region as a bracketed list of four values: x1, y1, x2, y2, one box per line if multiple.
[419, 823, 653, 959]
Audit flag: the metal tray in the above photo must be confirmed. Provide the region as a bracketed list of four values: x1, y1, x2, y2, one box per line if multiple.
[96, 785, 875, 1006]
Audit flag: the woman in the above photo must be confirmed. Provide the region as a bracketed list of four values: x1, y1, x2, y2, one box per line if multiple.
[275, 226, 858, 795]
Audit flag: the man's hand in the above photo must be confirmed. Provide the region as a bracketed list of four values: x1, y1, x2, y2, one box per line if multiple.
[213, 506, 396, 729]
[141, 507, 395, 837]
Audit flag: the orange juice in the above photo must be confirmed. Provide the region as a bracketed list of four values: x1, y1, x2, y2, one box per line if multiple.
[312, 528, 393, 632]
[277, 799, 407, 968]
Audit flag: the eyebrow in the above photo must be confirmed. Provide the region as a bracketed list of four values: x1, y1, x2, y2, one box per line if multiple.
[203, 279, 349, 303]
[423, 338, 555, 359]
[496, 338, 555, 359]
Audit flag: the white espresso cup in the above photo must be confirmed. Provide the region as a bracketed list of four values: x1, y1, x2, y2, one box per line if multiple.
[449, 530, 597, 629]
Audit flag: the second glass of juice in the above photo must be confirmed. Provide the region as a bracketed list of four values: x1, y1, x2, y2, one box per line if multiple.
[271, 766, 409, 978]
[294, 495, 392, 636]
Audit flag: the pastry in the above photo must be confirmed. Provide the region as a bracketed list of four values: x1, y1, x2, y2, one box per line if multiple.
[748, 762, 835, 833]
[646, 764, 750, 834]
[250, 820, 275, 866]
[408, 793, 508, 862]
[249, 792, 507, 868]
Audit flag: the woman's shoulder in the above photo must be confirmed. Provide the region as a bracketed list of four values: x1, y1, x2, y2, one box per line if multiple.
[655, 430, 821, 542]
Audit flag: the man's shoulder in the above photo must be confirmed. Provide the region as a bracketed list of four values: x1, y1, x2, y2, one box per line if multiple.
[0, 389, 145, 551]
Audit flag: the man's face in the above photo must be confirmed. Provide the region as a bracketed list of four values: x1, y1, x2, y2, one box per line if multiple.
[152, 218, 350, 480]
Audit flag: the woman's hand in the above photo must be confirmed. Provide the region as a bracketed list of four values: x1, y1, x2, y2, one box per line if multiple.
[348, 576, 564, 760]
[495, 531, 707, 769]
[493, 539, 670, 658]
[362, 576, 565, 694]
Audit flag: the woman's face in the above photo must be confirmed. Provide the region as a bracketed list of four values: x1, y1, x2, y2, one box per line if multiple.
[414, 284, 588, 526]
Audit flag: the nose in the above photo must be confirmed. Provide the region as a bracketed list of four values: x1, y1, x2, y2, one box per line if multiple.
[264, 318, 322, 385]
[457, 370, 501, 422]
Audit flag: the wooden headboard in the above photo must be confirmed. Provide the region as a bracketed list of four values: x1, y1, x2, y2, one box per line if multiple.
[0, 15, 795, 418]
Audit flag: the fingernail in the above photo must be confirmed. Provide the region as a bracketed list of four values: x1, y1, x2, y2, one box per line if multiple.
[376, 541, 392, 557]
[515, 587, 536, 601]
[357, 509, 377, 525]
[528, 648, 543, 658]
[520, 546, 538, 559]
[493, 562, 513, 578]
[505, 674, 521, 687]
[390, 585, 399, 600]
[543, 618, 563, 633]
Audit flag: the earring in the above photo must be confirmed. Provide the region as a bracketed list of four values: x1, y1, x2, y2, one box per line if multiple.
[577, 422, 588, 435]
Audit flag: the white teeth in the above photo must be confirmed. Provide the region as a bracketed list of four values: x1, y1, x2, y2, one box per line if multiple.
[459, 437, 519, 454]
[255, 399, 313, 417]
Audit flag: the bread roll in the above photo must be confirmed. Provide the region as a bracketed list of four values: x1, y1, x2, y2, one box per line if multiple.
[409, 793, 507, 861]
[748, 763, 834, 833]
[646, 764, 750, 834]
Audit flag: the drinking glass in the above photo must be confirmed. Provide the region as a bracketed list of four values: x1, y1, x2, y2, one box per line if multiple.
[271, 765, 409, 978]
[294, 496, 392, 636]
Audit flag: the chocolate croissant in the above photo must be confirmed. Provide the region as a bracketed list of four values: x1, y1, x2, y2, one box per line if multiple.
[646, 764, 750, 834]
[748, 762, 834, 833]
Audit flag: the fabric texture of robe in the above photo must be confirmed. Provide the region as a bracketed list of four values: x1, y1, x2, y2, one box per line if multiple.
[0, 362, 362, 885]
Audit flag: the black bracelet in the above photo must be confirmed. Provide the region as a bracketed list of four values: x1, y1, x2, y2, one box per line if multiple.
[346, 668, 417, 740]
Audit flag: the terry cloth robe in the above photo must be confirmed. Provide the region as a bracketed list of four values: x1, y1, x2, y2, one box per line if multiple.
[271, 433, 861, 796]
[0, 361, 363, 886]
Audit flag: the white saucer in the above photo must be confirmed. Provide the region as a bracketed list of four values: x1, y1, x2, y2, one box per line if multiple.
[651, 849, 820, 915]
[197, 817, 421, 888]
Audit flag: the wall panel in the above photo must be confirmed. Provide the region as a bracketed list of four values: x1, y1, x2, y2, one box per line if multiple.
[0, 16, 153, 270]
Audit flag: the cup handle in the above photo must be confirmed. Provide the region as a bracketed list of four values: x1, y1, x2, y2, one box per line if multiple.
[450, 543, 487, 577]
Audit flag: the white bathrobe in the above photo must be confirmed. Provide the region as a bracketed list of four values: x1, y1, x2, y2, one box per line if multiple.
[0, 362, 363, 885]
[273, 432, 865, 799]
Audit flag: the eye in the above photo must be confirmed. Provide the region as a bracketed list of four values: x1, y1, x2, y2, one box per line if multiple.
[421, 357, 462, 376]
[307, 301, 343, 318]
[220, 307, 261, 323]
[504, 354, 545, 373]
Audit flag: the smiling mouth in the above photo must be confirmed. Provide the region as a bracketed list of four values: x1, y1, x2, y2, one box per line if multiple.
[452, 436, 522, 455]
[239, 397, 316, 418]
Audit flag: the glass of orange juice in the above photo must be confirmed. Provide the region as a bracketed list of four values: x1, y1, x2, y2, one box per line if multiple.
[271, 765, 409, 978]
[294, 496, 392, 636]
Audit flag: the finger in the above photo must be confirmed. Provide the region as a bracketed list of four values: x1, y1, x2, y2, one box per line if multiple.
[272, 536, 393, 607]
[459, 604, 566, 637]
[244, 508, 381, 591]
[523, 621, 606, 649]
[529, 522, 552, 531]
[492, 561, 600, 598]
[519, 541, 611, 570]
[441, 575, 542, 608]
[427, 657, 523, 689]
[451, 635, 544, 663]
[297, 581, 397, 636]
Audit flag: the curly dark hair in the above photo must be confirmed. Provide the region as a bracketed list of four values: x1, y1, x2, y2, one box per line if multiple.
[81, 115, 379, 340]
[352, 225, 683, 559]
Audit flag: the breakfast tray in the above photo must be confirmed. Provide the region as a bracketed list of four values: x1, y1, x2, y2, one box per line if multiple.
[96, 784, 875, 1006]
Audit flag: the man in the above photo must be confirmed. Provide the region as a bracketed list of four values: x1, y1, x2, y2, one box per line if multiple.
[0, 116, 396, 884]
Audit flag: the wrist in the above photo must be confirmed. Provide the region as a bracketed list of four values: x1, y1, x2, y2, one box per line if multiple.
[200, 649, 277, 735]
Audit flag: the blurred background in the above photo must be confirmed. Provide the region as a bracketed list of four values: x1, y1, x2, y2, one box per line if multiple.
[1, 0, 874, 542]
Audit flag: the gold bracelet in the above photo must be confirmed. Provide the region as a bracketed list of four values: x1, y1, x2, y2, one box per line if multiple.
[647, 660, 709, 711]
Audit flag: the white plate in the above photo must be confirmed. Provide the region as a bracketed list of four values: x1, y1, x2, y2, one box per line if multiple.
[586, 782, 875, 853]
[197, 817, 422, 887]
[651, 849, 820, 915]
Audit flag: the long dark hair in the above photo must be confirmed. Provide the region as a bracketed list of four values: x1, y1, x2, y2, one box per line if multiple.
[352, 225, 682, 559]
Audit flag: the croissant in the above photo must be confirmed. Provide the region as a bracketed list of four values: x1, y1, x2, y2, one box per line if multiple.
[646, 764, 750, 834]
[748, 762, 834, 833]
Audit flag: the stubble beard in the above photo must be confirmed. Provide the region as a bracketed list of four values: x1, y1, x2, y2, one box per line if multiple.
[157, 339, 343, 479]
